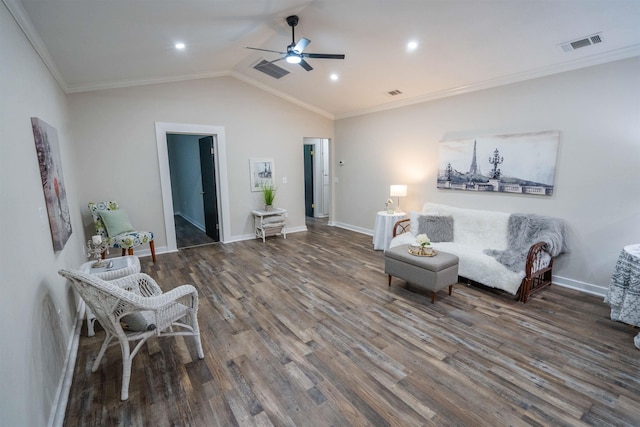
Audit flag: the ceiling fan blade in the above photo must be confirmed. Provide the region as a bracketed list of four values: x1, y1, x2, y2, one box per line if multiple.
[299, 59, 313, 71]
[303, 53, 346, 60]
[293, 37, 311, 53]
[246, 47, 287, 55]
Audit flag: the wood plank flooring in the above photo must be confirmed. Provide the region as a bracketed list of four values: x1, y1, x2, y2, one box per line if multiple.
[174, 214, 216, 249]
[64, 218, 640, 426]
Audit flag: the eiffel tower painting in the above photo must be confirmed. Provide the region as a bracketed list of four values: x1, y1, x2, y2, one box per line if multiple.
[437, 131, 559, 196]
[468, 140, 479, 175]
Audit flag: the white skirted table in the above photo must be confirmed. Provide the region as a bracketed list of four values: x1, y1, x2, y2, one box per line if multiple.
[604, 244, 640, 349]
[80, 255, 141, 336]
[373, 211, 406, 251]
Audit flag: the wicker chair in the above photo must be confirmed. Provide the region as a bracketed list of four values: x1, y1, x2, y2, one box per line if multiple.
[59, 268, 204, 400]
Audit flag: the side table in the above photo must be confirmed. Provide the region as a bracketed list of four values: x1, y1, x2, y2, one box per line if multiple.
[373, 211, 407, 251]
[80, 255, 141, 336]
[252, 208, 287, 242]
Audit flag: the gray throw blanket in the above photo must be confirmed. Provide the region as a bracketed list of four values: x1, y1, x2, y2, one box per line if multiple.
[484, 214, 568, 272]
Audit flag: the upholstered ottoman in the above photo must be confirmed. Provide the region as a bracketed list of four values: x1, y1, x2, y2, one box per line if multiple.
[385, 244, 459, 303]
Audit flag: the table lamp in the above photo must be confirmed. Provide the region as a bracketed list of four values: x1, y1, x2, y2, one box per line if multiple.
[390, 185, 407, 212]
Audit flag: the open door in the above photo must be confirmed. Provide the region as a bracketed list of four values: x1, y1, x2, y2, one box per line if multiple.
[304, 144, 314, 217]
[199, 136, 220, 241]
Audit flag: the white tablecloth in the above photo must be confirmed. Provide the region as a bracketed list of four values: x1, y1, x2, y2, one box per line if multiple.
[373, 211, 407, 251]
[604, 244, 640, 349]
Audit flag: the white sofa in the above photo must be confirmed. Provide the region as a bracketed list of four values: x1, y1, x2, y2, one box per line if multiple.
[389, 203, 566, 301]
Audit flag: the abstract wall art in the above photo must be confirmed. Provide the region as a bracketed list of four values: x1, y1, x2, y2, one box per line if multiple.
[32, 117, 72, 250]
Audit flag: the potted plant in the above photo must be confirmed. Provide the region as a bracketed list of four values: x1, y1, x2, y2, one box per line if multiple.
[261, 182, 276, 211]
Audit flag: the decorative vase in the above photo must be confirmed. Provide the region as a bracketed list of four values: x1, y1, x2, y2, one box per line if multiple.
[265, 204, 273, 211]
[386, 208, 394, 214]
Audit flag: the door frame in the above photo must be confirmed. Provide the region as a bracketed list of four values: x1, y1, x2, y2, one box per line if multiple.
[303, 137, 330, 218]
[156, 122, 230, 252]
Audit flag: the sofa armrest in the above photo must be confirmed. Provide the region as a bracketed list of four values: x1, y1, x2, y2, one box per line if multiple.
[393, 218, 411, 237]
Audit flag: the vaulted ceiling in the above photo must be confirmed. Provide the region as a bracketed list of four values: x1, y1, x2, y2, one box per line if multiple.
[9, 0, 640, 118]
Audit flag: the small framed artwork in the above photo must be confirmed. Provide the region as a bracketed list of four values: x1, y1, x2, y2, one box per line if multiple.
[249, 158, 275, 192]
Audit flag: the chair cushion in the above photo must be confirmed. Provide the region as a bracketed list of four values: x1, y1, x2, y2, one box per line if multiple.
[99, 209, 134, 237]
[121, 311, 156, 332]
[109, 231, 153, 249]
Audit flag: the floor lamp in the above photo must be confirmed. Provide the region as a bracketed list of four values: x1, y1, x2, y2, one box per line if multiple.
[390, 185, 407, 213]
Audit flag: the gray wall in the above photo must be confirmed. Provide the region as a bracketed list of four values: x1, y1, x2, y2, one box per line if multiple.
[1, 4, 86, 426]
[334, 56, 640, 292]
[68, 77, 334, 247]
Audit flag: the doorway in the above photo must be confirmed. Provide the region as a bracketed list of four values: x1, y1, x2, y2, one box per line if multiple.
[303, 138, 330, 219]
[166, 134, 219, 248]
[156, 122, 231, 253]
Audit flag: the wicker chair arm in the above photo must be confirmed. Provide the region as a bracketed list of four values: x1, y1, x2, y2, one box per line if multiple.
[392, 218, 411, 237]
[110, 273, 163, 297]
[127, 284, 199, 311]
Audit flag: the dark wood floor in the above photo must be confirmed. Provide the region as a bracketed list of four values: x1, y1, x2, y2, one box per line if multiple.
[175, 214, 216, 249]
[65, 218, 640, 426]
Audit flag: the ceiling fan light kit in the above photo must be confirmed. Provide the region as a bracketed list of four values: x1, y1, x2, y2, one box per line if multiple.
[286, 54, 302, 64]
[246, 15, 345, 74]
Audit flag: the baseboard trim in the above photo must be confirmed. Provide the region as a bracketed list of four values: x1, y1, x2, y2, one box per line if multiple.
[553, 275, 607, 297]
[48, 300, 84, 427]
[332, 221, 373, 236]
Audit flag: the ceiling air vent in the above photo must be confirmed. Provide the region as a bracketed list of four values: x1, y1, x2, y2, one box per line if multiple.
[387, 90, 403, 96]
[559, 33, 603, 53]
[253, 59, 290, 79]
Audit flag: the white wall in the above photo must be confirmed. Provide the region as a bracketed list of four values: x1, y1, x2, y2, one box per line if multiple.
[68, 77, 334, 247]
[334, 56, 640, 292]
[0, 4, 86, 426]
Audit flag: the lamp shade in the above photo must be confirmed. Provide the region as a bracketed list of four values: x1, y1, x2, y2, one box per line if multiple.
[390, 185, 407, 197]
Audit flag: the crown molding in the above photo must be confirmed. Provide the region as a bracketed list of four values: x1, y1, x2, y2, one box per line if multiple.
[229, 71, 334, 120]
[3, 0, 68, 92]
[334, 44, 640, 120]
[64, 71, 228, 94]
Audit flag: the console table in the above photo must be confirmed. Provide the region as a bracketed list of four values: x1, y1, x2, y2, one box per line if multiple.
[252, 208, 287, 242]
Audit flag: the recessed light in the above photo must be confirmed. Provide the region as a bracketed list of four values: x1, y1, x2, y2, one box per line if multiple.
[407, 40, 418, 52]
[175, 42, 185, 50]
[330, 73, 339, 81]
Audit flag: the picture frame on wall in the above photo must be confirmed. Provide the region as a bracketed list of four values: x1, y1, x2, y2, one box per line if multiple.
[31, 117, 73, 251]
[437, 130, 559, 196]
[249, 157, 275, 192]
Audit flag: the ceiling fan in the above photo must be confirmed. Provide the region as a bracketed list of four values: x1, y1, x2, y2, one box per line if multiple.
[246, 15, 345, 71]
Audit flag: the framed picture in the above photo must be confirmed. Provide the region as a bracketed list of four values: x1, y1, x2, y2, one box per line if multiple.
[31, 117, 73, 251]
[249, 158, 275, 192]
[437, 130, 559, 196]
